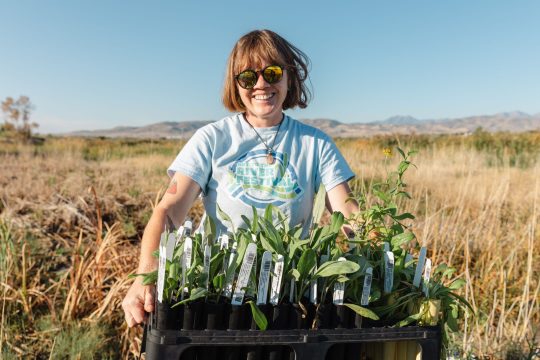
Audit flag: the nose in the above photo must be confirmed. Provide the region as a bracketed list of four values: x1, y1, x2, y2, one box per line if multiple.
[253, 72, 271, 89]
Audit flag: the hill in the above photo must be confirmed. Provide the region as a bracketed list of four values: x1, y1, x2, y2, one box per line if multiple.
[65, 112, 540, 139]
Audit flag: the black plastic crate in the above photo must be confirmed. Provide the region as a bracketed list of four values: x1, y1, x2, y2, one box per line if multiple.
[142, 321, 441, 360]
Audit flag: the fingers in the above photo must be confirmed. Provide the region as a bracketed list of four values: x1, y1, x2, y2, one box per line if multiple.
[144, 286, 155, 313]
[122, 283, 148, 327]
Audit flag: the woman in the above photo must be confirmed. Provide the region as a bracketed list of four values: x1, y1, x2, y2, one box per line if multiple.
[122, 29, 358, 327]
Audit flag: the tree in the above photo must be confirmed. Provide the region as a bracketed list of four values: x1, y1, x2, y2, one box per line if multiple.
[1, 96, 38, 141]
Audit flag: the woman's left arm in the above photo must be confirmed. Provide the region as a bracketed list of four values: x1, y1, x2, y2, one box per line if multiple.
[326, 181, 359, 237]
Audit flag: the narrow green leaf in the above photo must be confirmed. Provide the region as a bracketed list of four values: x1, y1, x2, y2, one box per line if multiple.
[311, 184, 327, 226]
[174, 287, 207, 306]
[217, 204, 234, 231]
[393, 212, 415, 220]
[395, 313, 421, 327]
[343, 303, 380, 320]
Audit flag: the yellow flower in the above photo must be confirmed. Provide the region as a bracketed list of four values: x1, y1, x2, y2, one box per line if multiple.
[383, 148, 392, 157]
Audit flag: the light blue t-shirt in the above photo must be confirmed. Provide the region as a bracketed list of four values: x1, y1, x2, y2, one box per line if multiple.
[168, 113, 354, 237]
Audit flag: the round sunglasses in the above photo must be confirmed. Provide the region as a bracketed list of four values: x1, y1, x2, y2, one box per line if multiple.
[235, 65, 284, 89]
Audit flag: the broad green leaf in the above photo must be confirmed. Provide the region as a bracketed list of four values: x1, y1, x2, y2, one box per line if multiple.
[314, 260, 360, 278]
[343, 303, 380, 320]
[247, 301, 268, 330]
[398, 161, 410, 174]
[390, 232, 414, 249]
[446, 304, 459, 332]
[168, 262, 179, 280]
[212, 273, 224, 290]
[329, 211, 345, 234]
[288, 239, 310, 259]
[448, 278, 466, 290]
[373, 189, 390, 203]
[297, 249, 317, 281]
[291, 269, 301, 281]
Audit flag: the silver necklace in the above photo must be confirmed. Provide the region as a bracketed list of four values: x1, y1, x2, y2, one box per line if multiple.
[244, 114, 284, 164]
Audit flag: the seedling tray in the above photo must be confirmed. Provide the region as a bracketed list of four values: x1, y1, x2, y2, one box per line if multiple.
[142, 322, 441, 360]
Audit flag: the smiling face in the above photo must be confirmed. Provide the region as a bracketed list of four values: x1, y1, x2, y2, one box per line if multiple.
[237, 63, 288, 127]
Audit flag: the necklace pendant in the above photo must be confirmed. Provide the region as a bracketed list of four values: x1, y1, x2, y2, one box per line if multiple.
[266, 151, 274, 164]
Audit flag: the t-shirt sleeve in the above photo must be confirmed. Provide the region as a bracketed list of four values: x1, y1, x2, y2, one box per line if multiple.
[316, 132, 355, 192]
[167, 128, 213, 195]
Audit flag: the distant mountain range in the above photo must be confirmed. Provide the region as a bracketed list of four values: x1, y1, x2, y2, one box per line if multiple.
[67, 111, 540, 139]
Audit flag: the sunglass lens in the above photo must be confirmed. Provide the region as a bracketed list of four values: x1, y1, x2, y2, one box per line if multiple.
[237, 70, 257, 89]
[263, 66, 283, 84]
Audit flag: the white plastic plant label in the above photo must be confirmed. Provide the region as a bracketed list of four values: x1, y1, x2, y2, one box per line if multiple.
[157, 232, 167, 303]
[413, 247, 427, 288]
[166, 233, 176, 261]
[180, 237, 193, 300]
[361, 267, 373, 306]
[183, 220, 193, 237]
[232, 242, 257, 305]
[333, 257, 346, 305]
[309, 265, 318, 304]
[223, 241, 238, 298]
[220, 234, 229, 250]
[175, 226, 185, 247]
[384, 251, 395, 294]
[256, 251, 272, 305]
[423, 258, 432, 296]
[269, 255, 284, 305]
[203, 244, 211, 290]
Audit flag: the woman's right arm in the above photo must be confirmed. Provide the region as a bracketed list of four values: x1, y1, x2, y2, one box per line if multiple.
[122, 172, 201, 327]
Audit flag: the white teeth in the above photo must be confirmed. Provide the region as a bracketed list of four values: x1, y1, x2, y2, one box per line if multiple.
[254, 94, 274, 100]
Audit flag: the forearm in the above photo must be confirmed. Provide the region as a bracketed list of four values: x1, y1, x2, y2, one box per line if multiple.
[136, 173, 201, 274]
[137, 207, 167, 274]
[325, 182, 360, 237]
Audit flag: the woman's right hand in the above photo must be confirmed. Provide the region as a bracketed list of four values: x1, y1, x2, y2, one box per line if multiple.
[122, 277, 155, 327]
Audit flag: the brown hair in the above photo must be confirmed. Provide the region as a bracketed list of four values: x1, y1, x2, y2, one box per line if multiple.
[222, 29, 311, 112]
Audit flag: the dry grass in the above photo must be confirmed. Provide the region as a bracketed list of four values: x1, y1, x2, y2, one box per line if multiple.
[0, 134, 539, 359]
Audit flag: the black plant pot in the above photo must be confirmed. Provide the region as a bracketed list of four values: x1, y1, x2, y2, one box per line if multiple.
[332, 304, 352, 329]
[353, 312, 364, 328]
[227, 303, 251, 330]
[313, 303, 332, 329]
[269, 303, 290, 330]
[289, 303, 309, 329]
[204, 302, 227, 330]
[155, 301, 183, 330]
[182, 300, 204, 330]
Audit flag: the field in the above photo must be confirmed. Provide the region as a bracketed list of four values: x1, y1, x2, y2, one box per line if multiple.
[1, 131, 539, 359]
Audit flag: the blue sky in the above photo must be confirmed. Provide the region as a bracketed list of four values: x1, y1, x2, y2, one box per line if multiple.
[1, 0, 539, 134]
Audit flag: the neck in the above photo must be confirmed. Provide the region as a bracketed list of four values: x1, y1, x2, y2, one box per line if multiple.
[243, 112, 284, 128]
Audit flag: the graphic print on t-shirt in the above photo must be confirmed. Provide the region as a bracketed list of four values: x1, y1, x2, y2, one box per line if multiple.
[227, 150, 304, 208]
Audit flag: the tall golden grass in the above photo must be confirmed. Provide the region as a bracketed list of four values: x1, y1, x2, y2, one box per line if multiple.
[0, 133, 538, 359]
